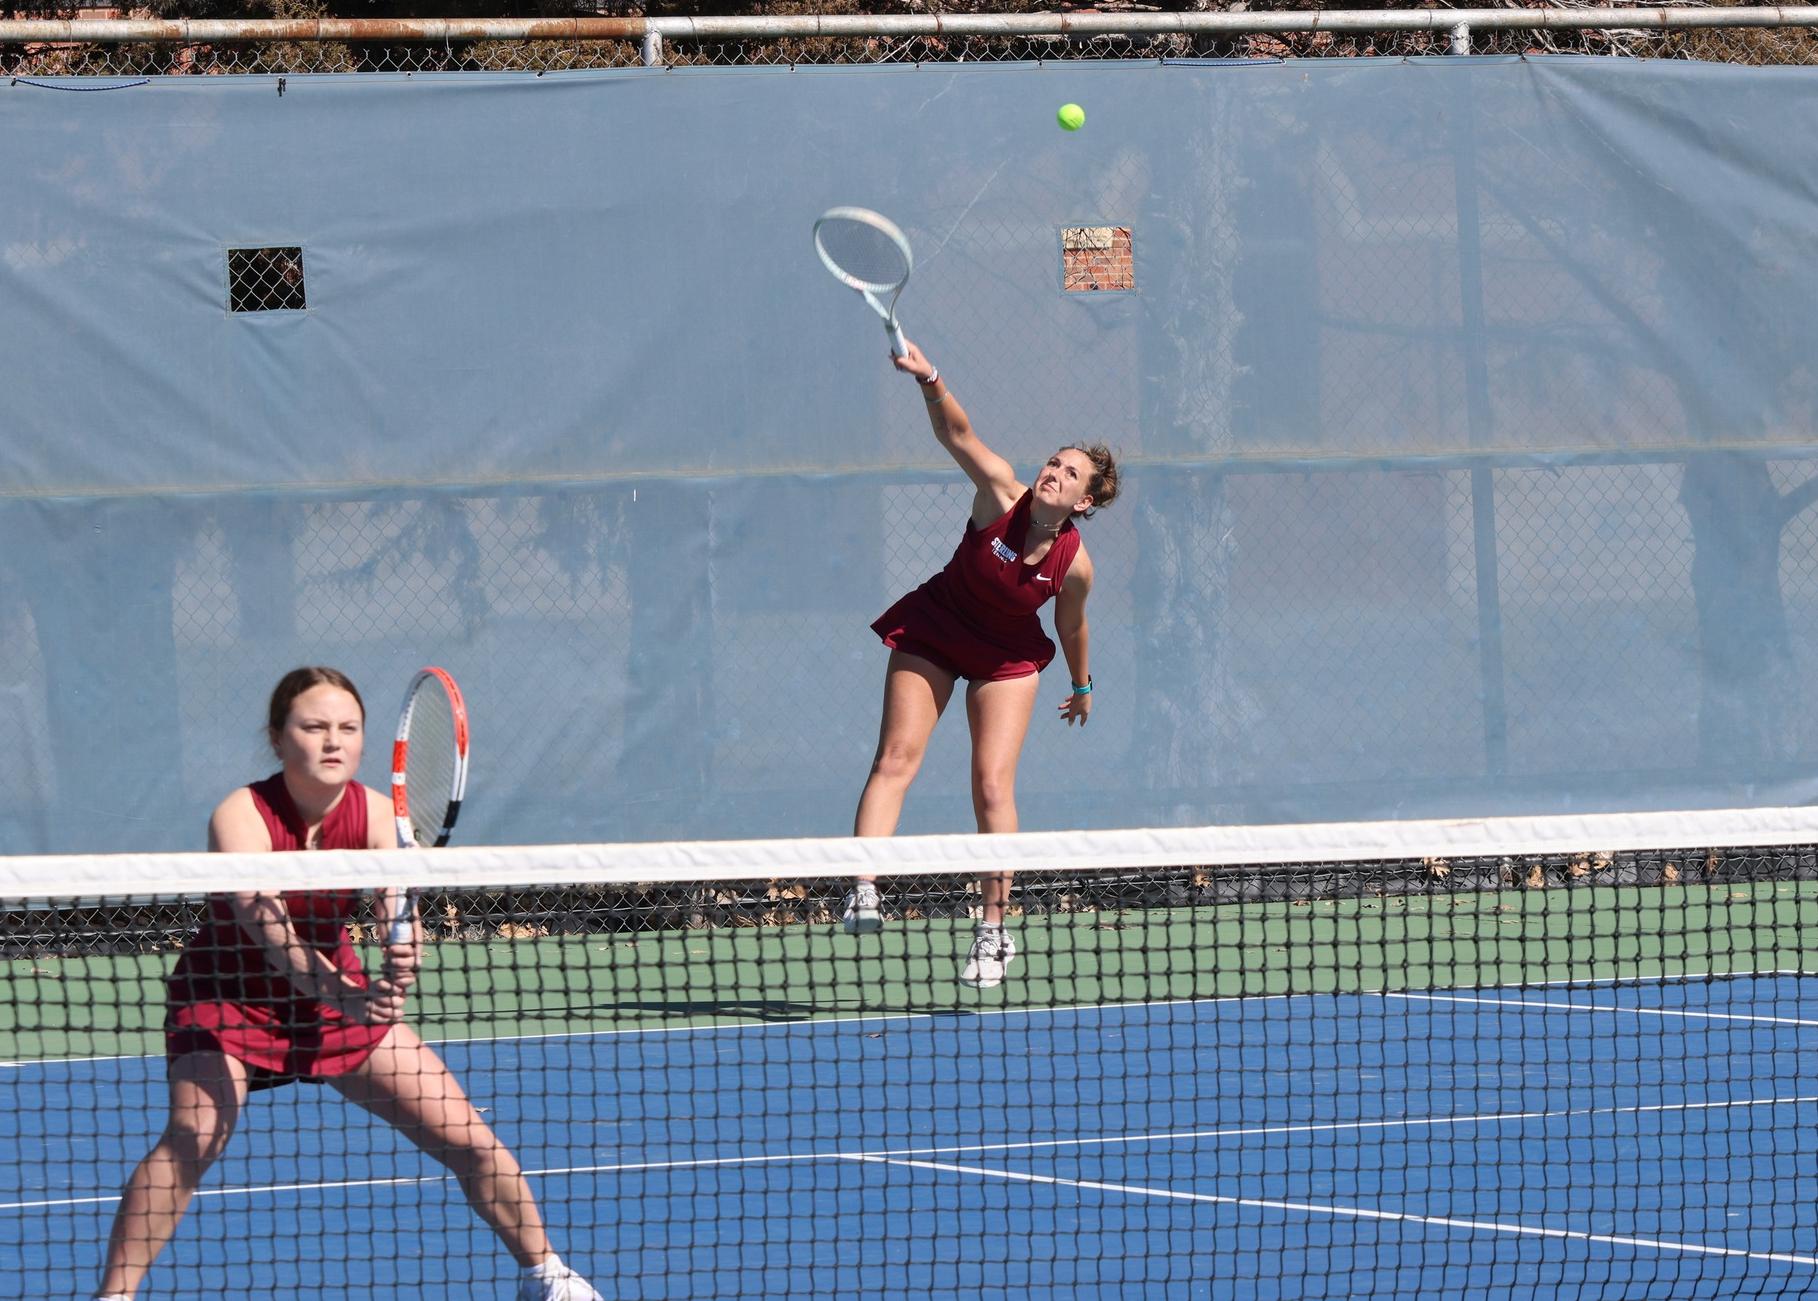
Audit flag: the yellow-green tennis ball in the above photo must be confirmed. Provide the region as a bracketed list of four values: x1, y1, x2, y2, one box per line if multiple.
[1058, 103, 1086, 132]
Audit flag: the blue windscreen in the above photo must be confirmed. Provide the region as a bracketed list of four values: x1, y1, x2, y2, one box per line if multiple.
[3, 58, 1816, 851]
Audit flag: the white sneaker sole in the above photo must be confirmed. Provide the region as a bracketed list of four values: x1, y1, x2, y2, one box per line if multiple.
[959, 958, 1015, 989]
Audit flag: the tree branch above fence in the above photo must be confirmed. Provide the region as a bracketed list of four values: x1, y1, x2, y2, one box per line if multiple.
[5, 6, 1818, 44]
[6, 5, 1817, 69]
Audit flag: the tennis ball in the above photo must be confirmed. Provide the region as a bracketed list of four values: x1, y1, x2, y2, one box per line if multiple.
[1057, 102, 1086, 132]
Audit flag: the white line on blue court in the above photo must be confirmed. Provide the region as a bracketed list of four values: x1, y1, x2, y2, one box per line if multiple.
[1389, 990, 1818, 1027]
[5, 965, 1807, 1068]
[8, 1090, 1817, 1216]
[841, 1091, 1818, 1162]
[848, 1154, 1818, 1268]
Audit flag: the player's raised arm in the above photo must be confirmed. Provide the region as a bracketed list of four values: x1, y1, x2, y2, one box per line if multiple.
[893, 340, 1020, 510]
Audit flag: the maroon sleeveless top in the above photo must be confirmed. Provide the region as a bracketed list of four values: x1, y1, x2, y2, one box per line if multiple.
[871, 490, 1081, 681]
[166, 774, 388, 1078]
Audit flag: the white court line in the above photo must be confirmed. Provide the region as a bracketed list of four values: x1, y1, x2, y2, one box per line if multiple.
[1366, 967, 1815, 994]
[7, 966, 1811, 1069]
[843, 1092, 1818, 1162]
[8, 1091, 1818, 1216]
[0, 990, 1294, 1068]
[850, 1154, 1818, 1269]
[1389, 991, 1818, 1028]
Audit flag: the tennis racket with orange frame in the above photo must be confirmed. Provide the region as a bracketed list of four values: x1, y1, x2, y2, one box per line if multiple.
[387, 666, 469, 944]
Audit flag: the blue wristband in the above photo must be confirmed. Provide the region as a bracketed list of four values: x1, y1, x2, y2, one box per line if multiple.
[1071, 677, 1093, 695]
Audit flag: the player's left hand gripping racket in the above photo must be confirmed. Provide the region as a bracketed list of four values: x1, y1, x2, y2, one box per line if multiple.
[813, 206, 914, 357]
[388, 666, 469, 944]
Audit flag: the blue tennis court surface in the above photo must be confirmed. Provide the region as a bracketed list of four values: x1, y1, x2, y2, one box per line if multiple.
[7, 974, 1818, 1298]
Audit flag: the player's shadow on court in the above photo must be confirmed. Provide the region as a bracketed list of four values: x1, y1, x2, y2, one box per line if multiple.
[603, 998, 988, 1022]
[454, 999, 986, 1024]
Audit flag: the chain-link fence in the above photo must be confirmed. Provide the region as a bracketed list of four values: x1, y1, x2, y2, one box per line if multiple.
[3, 4, 1818, 76]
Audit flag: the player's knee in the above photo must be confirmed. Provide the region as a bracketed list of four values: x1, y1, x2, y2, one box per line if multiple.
[971, 767, 1017, 814]
[869, 741, 924, 785]
[161, 1113, 233, 1175]
[440, 1132, 519, 1182]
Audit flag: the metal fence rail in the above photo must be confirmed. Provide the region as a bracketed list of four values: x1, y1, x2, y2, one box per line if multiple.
[4, 5, 1818, 73]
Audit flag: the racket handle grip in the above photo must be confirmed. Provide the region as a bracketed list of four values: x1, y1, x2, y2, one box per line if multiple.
[887, 320, 907, 358]
[387, 893, 415, 946]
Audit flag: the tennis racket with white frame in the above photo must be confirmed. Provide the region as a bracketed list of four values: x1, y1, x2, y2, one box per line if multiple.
[387, 666, 469, 944]
[813, 206, 914, 357]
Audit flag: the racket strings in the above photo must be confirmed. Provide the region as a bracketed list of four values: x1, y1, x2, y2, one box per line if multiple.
[402, 686, 459, 847]
[815, 218, 910, 292]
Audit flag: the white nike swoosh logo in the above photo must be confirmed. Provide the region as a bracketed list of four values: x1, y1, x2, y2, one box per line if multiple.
[1035, 575, 1053, 583]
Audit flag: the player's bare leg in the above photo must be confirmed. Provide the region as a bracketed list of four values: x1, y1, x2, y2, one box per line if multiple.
[958, 672, 1041, 986]
[98, 1052, 248, 1299]
[847, 650, 957, 932]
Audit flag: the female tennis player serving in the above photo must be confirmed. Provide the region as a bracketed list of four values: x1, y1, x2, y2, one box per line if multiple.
[95, 667, 601, 1301]
[844, 341, 1118, 988]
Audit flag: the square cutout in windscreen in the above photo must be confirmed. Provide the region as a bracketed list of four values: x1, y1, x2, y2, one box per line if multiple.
[228, 246, 307, 313]
[1062, 226, 1133, 292]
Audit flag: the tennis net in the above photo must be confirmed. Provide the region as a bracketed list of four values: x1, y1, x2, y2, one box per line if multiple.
[5, 809, 1818, 1299]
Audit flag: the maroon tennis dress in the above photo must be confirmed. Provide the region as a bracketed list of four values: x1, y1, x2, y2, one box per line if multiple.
[165, 774, 390, 1089]
[871, 489, 1082, 681]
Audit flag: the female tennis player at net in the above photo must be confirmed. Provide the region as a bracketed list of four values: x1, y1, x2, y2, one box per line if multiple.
[843, 340, 1118, 988]
[95, 667, 601, 1301]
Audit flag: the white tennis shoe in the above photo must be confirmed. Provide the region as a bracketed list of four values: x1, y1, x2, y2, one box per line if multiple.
[841, 881, 883, 934]
[960, 928, 1017, 989]
[517, 1257, 604, 1301]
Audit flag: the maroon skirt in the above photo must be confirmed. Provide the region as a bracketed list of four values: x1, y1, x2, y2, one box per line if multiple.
[166, 928, 390, 1087]
[871, 585, 1055, 682]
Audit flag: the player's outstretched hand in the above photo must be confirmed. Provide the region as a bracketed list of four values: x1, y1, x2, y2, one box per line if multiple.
[892, 340, 935, 383]
[1058, 689, 1091, 728]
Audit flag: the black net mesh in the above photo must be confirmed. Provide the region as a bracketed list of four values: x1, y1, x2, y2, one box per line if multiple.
[6, 839, 1818, 1297]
